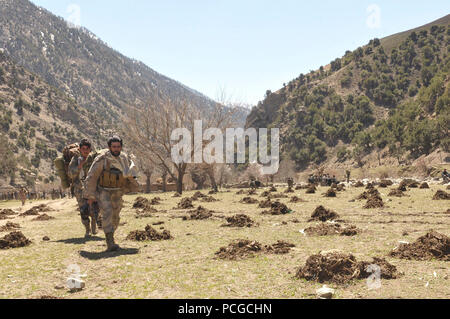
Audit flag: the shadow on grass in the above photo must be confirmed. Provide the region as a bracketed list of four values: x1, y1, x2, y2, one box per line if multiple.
[79, 248, 140, 260]
[55, 236, 104, 245]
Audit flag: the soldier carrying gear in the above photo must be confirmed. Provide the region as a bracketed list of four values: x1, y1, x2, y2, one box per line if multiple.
[442, 169, 450, 183]
[287, 177, 294, 188]
[84, 135, 139, 252]
[68, 138, 101, 237]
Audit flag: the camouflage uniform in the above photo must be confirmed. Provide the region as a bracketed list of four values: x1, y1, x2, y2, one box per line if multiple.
[68, 151, 100, 235]
[84, 150, 138, 250]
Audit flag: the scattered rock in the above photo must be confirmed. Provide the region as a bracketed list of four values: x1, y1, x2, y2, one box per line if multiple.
[309, 206, 339, 222]
[390, 231, 449, 261]
[0, 231, 32, 249]
[126, 225, 173, 241]
[42, 236, 50, 241]
[316, 285, 335, 299]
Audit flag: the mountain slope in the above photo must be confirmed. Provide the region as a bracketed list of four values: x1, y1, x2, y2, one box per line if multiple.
[0, 0, 218, 129]
[246, 15, 450, 170]
[0, 51, 103, 186]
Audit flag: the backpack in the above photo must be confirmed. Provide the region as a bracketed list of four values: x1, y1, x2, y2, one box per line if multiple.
[54, 143, 79, 189]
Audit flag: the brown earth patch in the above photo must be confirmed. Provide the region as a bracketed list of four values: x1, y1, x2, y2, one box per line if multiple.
[0, 231, 32, 249]
[419, 182, 429, 189]
[215, 239, 295, 260]
[20, 204, 54, 216]
[0, 222, 21, 232]
[183, 206, 214, 220]
[432, 190, 450, 200]
[304, 223, 359, 236]
[221, 214, 257, 227]
[295, 251, 400, 284]
[309, 206, 339, 222]
[177, 197, 194, 209]
[32, 214, 55, 221]
[261, 201, 293, 215]
[389, 231, 449, 261]
[363, 195, 384, 209]
[258, 199, 272, 208]
[126, 225, 173, 241]
[240, 197, 259, 204]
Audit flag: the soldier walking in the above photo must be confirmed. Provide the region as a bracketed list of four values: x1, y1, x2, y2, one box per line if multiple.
[84, 136, 138, 252]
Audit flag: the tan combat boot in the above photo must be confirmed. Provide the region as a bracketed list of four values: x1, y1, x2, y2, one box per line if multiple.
[105, 232, 120, 252]
[83, 221, 91, 238]
[91, 218, 97, 235]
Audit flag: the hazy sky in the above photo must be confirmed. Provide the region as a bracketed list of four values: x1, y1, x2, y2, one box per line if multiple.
[31, 0, 449, 106]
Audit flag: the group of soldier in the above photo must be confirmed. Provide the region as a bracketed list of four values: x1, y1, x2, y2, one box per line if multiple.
[66, 136, 139, 252]
[307, 173, 338, 186]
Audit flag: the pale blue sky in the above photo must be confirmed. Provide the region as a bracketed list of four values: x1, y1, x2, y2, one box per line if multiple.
[31, 0, 449, 105]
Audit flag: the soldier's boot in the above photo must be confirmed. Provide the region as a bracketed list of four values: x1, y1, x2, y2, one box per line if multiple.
[82, 220, 91, 238]
[90, 217, 97, 235]
[105, 232, 120, 252]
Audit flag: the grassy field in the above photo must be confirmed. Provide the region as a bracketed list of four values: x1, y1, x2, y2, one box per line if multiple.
[0, 183, 449, 299]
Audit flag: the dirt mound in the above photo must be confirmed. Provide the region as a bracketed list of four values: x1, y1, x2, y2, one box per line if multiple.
[0, 231, 32, 249]
[408, 182, 419, 188]
[305, 186, 316, 194]
[265, 240, 296, 254]
[295, 252, 400, 284]
[269, 186, 277, 192]
[356, 188, 380, 200]
[354, 181, 364, 187]
[177, 197, 194, 209]
[202, 195, 218, 202]
[215, 239, 295, 260]
[32, 214, 55, 221]
[258, 199, 272, 208]
[366, 183, 375, 189]
[0, 209, 16, 216]
[221, 214, 256, 227]
[126, 225, 173, 241]
[20, 204, 54, 216]
[271, 193, 289, 199]
[290, 196, 305, 203]
[240, 197, 259, 204]
[309, 206, 339, 222]
[304, 223, 359, 236]
[432, 190, 450, 200]
[379, 179, 393, 187]
[389, 231, 449, 261]
[397, 184, 407, 191]
[0, 222, 21, 232]
[133, 197, 150, 208]
[261, 201, 293, 215]
[247, 189, 257, 195]
[192, 191, 207, 200]
[183, 206, 214, 220]
[260, 191, 271, 197]
[336, 184, 345, 191]
[363, 195, 384, 209]
[150, 197, 162, 205]
[173, 192, 181, 197]
[135, 206, 158, 218]
[215, 239, 263, 260]
[419, 182, 429, 189]
[323, 188, 336, 197]
[388, 189, 406, 197]
[236, 190, 245, 195]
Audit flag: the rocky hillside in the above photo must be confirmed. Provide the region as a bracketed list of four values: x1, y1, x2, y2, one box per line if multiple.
[0, 51, 103, 186]
[0, 0, 219, 129]
[246, 15, 450, 170]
